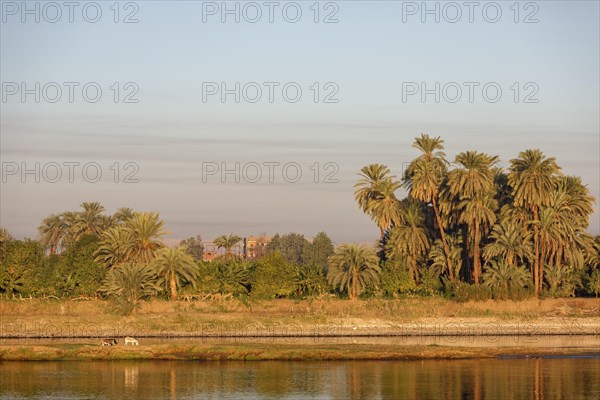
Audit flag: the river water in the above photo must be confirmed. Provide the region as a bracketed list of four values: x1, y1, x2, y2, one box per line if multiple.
[1, 358, 599, 399]
[1, 335, 599, 399]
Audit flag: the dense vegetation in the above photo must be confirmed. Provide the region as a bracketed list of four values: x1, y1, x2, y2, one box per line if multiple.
[1, 135, 599, 311]
[355, 135, 600, 300]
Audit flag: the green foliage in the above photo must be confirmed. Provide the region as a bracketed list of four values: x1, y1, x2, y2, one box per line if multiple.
[179, 235, 204, 261]
[195, 260, 251, 296]
[0, 240, 43, 295]
[98, 263, 161, 314]
[428, 236, 462, 280]
[327, 244, 381, 299]
[296, 263, 329, 297]
[588, 268, 600, 297]
[152, 247, 198, 300]
[95, 212, 166, 267]
[445, 281, 492, 302]
[250, 252, 298, 299]
[482, 259, 532, 299]
[266, 233, 310, 265]
[379, 261, 417, 297]
[213, 234, 242, 259]
[419, 266, 443, 295]
[302, 232, 334, 271]
[57, 234, 105, 296]
[544, 264, 582, 298]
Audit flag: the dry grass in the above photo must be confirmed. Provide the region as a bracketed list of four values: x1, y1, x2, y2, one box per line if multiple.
[1, 298, 598, 338]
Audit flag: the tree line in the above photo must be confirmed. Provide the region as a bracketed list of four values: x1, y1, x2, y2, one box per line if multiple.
[1, 135, 599, 308]
[350, 134, 600, 299]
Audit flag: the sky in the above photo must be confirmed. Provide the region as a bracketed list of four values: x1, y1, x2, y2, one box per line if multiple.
[1, 0, 599, 244]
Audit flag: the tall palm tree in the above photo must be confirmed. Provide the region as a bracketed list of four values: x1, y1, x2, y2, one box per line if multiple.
[385, 201, 430, 285]
[508, 149, 561, 295]
[327, 243, 381, 299]
[483, 221, 532, 267]
[403, 134, 454, 281]
[354, 164, 394, 213]
[74, 202, 106, 238]
[448, 151, 499, 283]
[428, 234, 462, 280]
[354, 164, 400, 238]
[214, 234, 242, 259]
[127, 212, 167, 263]
[368, 179, 402, 238]
[38, 214, 66, 255]
[457, 195, 497, 283]
[152, 247, 198, 300]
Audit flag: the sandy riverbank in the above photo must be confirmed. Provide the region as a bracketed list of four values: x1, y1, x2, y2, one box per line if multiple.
[1, 342, 599, 361]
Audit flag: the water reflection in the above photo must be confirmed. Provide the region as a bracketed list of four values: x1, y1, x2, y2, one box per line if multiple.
[1, 358, 598, 399]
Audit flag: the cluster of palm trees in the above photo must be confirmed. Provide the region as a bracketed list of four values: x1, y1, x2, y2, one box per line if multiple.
[36, 203, 195, 302]
[353, 134, 597, 297]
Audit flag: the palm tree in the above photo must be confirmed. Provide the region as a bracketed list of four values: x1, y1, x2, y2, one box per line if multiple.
[99, 263, 162, 312]
[214, 234, 242, 259]
[152, 247, 198, 300]
[457, 195, 498, 283]
[38, 214, 66, 254]
[95, 226, 133, 268]
[354, 164, 394, 212]
[403, 134, 454, 281]
[428, 234, 462, 280]
[448, 151, 499, 284]
[60, 211, 80, 247]
[74, 202, 106, 238]
[483, 259, 530, 293]
[327, 243, 381, 299]
[354, 164, 400, 238]
[368, 179, 402, 238]
[508, 149, 561, 295]
[385, 201, 430, 285]
[127, 212, 167, 263]
[113, 207, 135, 224]
[483, 221, 532, 267]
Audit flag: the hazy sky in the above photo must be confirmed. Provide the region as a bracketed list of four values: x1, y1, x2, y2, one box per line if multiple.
[1, 0, 599, 244]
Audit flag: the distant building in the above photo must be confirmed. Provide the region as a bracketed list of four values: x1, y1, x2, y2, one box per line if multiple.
[244, 236, 271, 260]
[201, 236, 271, 262]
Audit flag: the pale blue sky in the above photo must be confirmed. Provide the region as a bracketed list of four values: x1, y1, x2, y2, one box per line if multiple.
[1, 1, 599, 243]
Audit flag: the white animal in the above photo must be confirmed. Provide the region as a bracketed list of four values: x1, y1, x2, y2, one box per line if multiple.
[124, 336, 139, 346]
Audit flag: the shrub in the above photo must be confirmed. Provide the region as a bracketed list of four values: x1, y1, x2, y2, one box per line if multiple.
[250, 252, 298, 299]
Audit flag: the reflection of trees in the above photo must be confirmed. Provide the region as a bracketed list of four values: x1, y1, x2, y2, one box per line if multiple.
[0, 358, 598, 398]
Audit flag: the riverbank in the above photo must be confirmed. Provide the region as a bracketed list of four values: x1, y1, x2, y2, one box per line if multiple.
[1, 342, 599, 361]
[1, 298, 598, 338]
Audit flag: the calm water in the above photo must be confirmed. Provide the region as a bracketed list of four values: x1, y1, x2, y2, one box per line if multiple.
[1, 358, 599, 399]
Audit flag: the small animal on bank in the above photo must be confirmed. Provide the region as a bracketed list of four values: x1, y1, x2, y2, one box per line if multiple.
[101, 338, 117, 346]
[124, 336, 139, 345]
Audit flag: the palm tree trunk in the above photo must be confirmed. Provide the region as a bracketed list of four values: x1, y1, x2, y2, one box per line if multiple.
[539, 241, 546, 296]
[432, 198, 454, 281]
[533, 206, 540, 296]
[473, 221, 481, 284]
[412, 259, 420, 285]
[169, 273, 177, 300]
